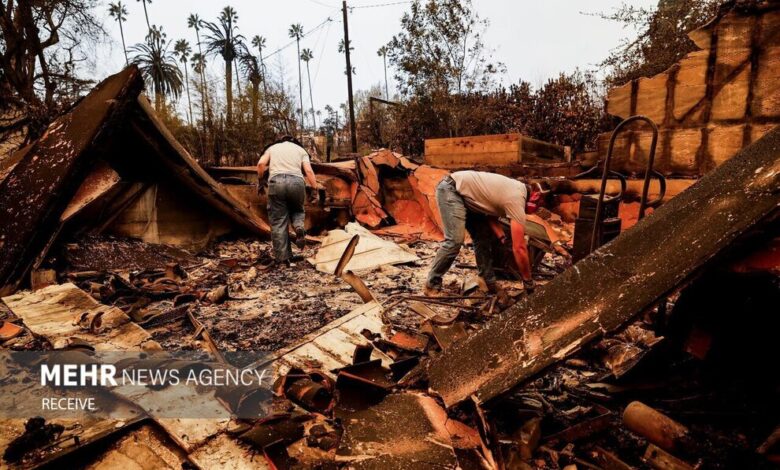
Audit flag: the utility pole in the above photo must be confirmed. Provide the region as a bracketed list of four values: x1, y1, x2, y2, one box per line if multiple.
[342, 1, 358, 153]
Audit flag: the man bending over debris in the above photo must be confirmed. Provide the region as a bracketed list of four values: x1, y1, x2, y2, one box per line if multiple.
[257, 136, 324, 264]
[425, 171, 550, 296]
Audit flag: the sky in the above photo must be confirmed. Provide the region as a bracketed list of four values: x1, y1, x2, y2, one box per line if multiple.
[93, 0, 658, 118]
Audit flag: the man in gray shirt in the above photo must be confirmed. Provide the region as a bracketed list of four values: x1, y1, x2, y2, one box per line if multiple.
[257, 136, 323, 264]
[425, 170, 550, 296]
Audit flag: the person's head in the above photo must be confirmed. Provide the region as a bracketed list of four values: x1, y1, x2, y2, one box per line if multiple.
[278, 135, 303, 147]
[526, 181, 552, 214]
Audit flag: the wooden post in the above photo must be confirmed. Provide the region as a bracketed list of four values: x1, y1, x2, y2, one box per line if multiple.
[342, 1, 358, 153]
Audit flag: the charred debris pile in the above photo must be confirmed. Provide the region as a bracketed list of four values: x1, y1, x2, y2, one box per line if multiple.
[0, 5, 779, 466]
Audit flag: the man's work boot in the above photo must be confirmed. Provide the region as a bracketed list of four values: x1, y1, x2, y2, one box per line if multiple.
[258, 259, 290, 271]
[423, 283, 444, 297]
[294, 228, 306, 250]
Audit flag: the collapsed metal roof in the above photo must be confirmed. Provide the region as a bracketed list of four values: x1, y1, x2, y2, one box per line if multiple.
[427, 126, 780, 407]
[0, 67, 269, 296]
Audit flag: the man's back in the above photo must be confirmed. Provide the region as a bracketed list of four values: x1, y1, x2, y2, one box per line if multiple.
[451, 171, 528, 223]
[265, 141, 309, 179]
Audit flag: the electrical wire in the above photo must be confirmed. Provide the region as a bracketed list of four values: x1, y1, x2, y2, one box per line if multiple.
[313, 21, 333, 82]
[261, 14, 338, 62]
[306, 0, 338, 7]
[349, 1, 411, 10]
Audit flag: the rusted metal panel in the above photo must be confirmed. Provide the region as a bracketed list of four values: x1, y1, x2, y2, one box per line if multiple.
[428, 126, 780, 408]
[0, 67, 144, 296]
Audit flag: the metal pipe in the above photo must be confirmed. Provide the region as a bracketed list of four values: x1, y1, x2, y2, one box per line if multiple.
[636, 117, 660, 220]
[591, 115, 659, 253]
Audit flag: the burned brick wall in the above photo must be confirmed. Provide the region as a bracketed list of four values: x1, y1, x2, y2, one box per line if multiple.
[586, 3, 780, 177]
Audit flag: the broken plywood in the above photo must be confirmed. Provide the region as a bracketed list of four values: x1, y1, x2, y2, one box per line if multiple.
[249, 300, 391, 378]
[188, 432, 268, 470]
[84, 424, 190, 470]
[428, 125, 780, 407]
[308, 223, 419, 274]
[1, 283, 161, 351]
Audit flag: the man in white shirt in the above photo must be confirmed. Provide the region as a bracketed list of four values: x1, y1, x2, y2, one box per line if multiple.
[425, 171, 550, 296]
[257, 136, 323, 264]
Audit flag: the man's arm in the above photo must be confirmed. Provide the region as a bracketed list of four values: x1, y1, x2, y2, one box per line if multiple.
[302, 161, 323, 189]
[510, 219, 532, 282]
[488, 218, 506, 242]
[257, 153, 270, 181]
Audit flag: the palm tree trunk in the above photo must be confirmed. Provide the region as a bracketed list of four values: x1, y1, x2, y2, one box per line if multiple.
[195, 30, 209, 129]
[259, 52, 268, 113]
[185, 66, 193, 126]
[155, 92, 162, 112]
[195, 29, 209, 163]
[119, 19, 128, 65]
[225, 59, 233, 124]
[383, 54, 389, 100]
[306, 62, 316, 130]
[296, 39, 304, 132]
[251, 81, 259, 126]
[234, 58, 242, 96]
[141, 0, 151, 31]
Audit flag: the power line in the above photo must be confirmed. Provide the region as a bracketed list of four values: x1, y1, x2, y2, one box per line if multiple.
[261, 14, 338, 62]
[350, 1, 411, 10]
[313, 21, 333, 82]
[306, 0, 338, 7]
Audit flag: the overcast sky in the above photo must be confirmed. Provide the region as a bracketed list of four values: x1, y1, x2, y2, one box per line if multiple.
[93, 0, 657, 116]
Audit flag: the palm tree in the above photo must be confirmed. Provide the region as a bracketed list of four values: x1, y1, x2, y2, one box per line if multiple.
[130, 26, 183, 111]
[251, 35, 268, 103]
[202, 7, 245, 124]
[300, 48, 316, 130]
[108, 2, 129, 65]
[339, 39, 356, 77]
[288, 23, 305, 132]
[239, 49, 262, 126]
[377, 45, 389, 100]
[136, 0, 152, 32]
[191, 53, 207, 79]
[174, 39, 193, 125]
[187, 14, 209, 129]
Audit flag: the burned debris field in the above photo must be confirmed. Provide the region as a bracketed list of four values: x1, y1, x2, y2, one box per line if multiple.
[1, 1, 779, 470]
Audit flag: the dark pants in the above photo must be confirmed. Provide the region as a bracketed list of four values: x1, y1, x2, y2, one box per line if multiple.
[267, 174, 306, 261]
[427, 177, 496, 288]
